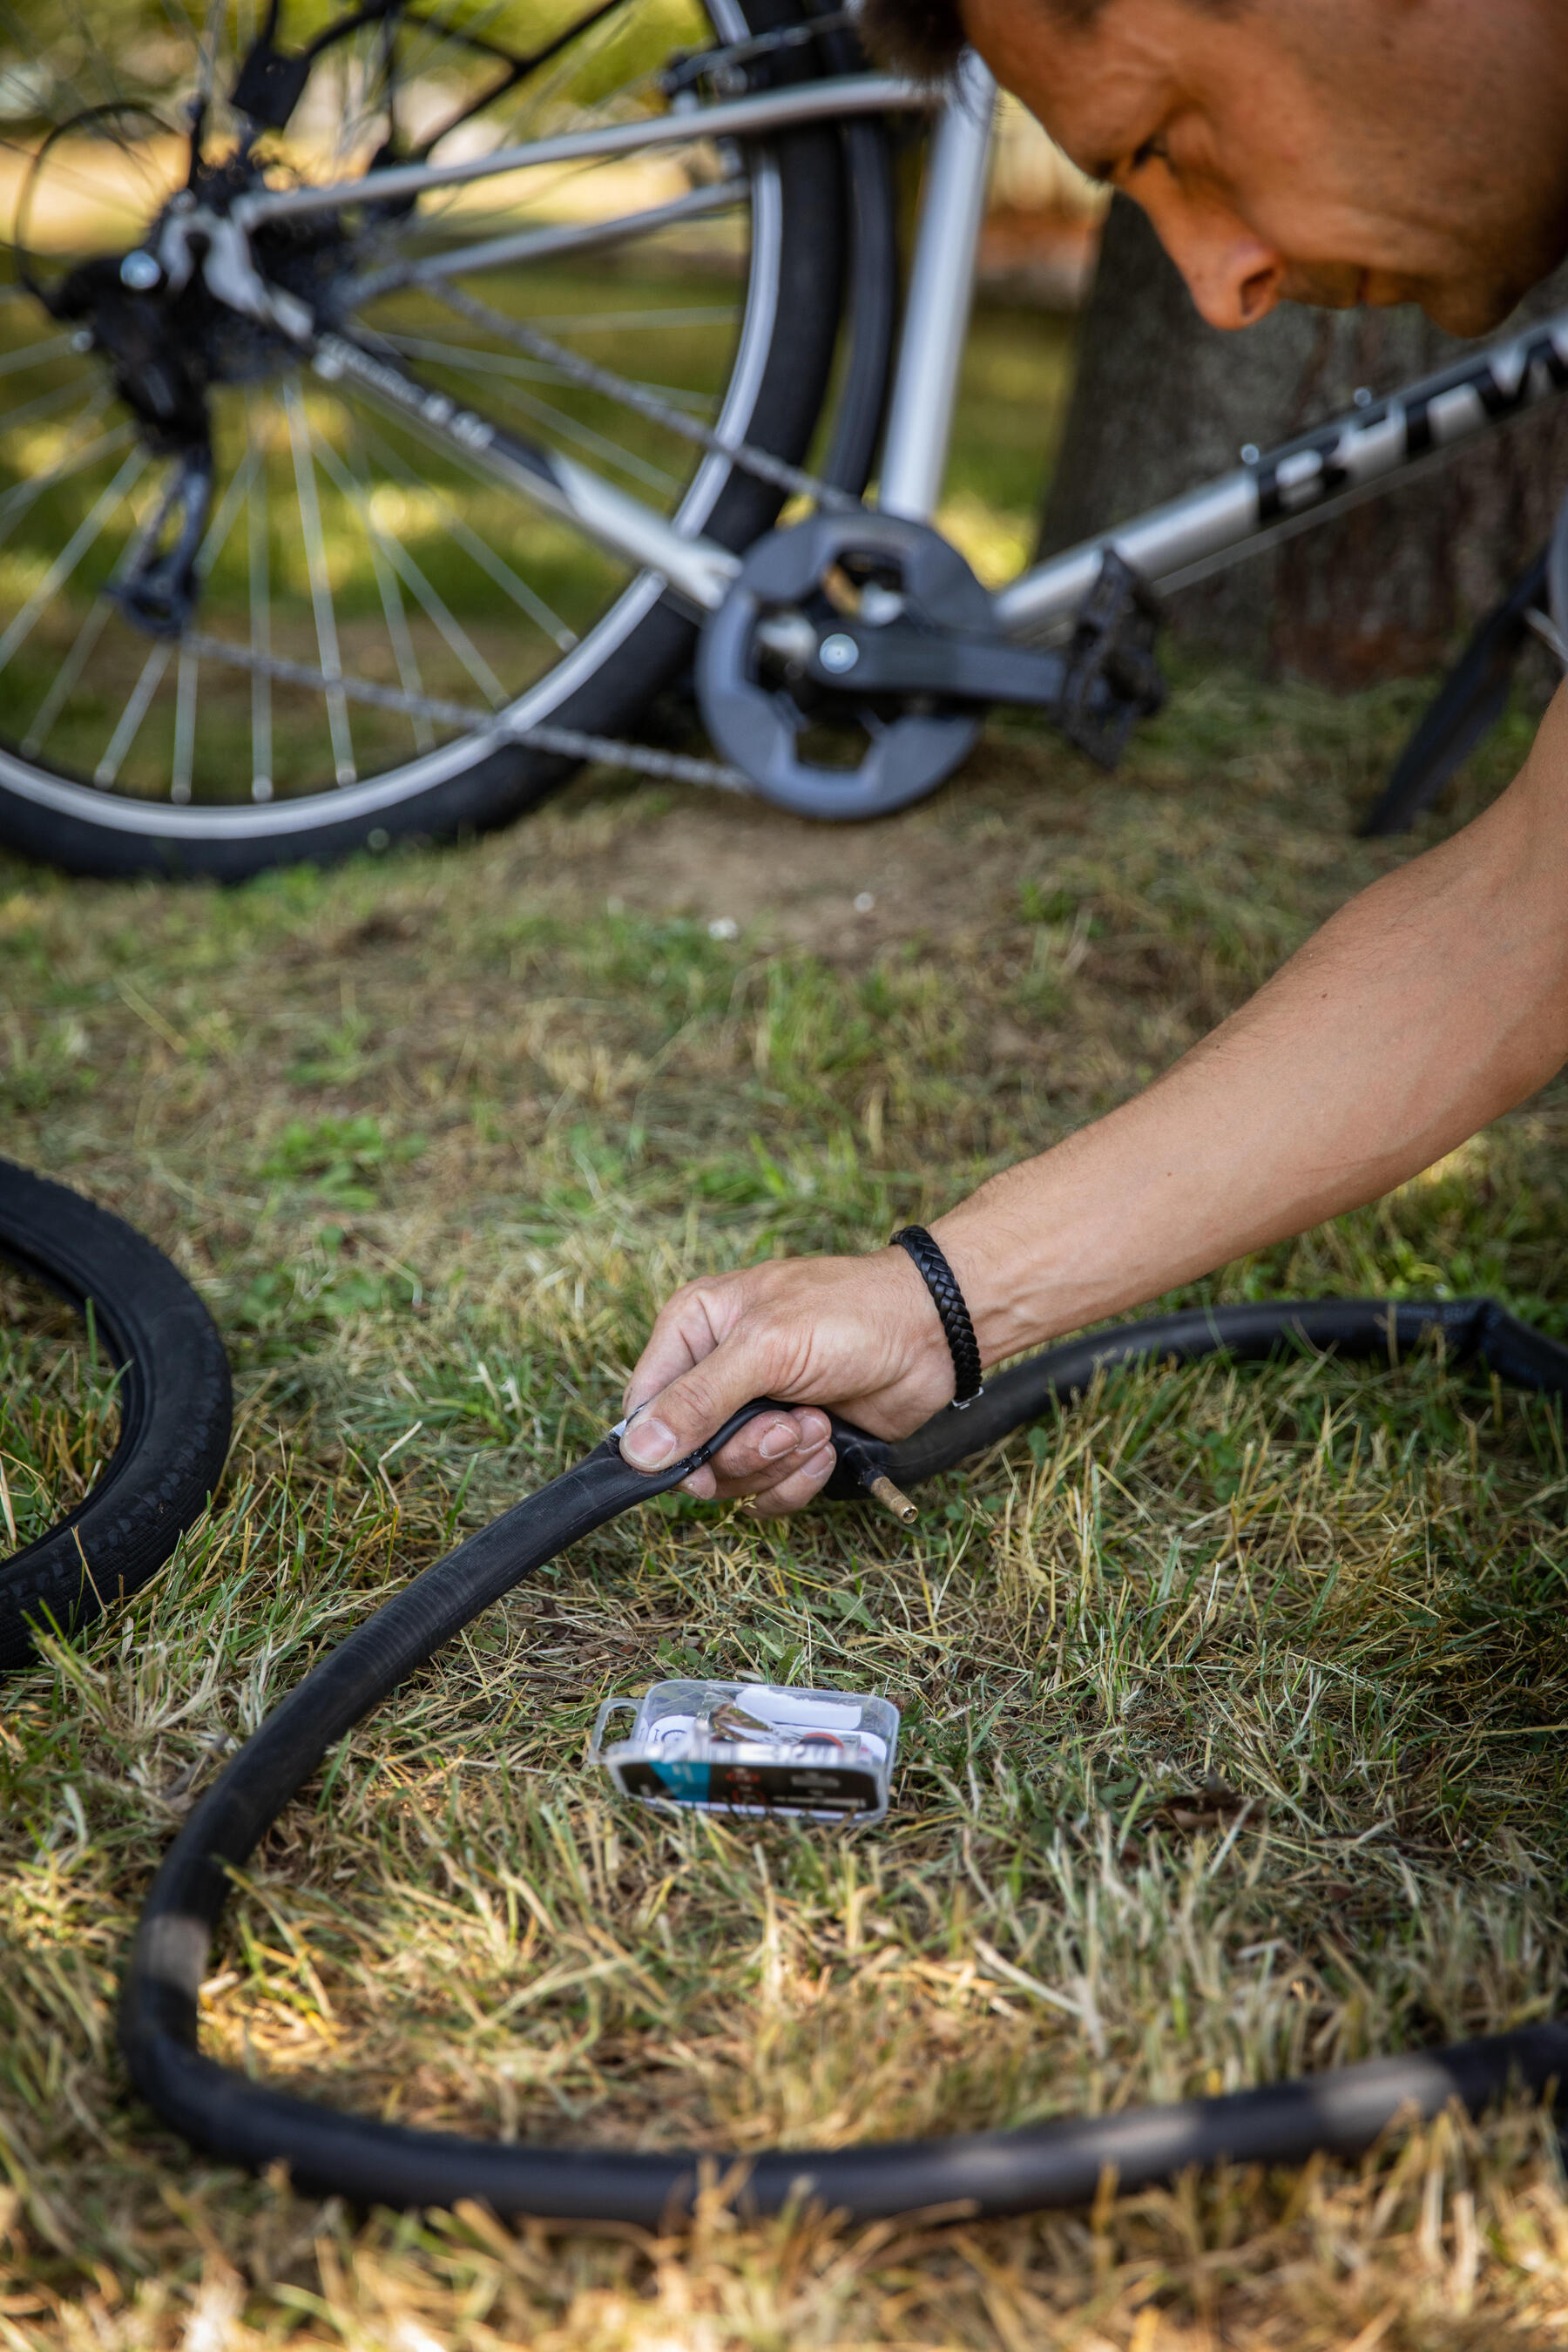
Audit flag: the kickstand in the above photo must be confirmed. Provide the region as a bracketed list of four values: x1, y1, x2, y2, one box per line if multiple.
[1358, 547, 1552, 837]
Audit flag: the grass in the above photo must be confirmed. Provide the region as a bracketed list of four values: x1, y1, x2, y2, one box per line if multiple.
[3, 647, 1568, 2345]
[5, 245, 1568, 2340]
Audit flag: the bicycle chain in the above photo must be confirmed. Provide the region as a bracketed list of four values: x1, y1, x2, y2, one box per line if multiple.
[180, 632, 749, 789]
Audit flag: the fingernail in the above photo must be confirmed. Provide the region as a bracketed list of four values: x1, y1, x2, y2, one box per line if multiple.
[759, 1422, 798, 1460]
[622, 1416, 677, 1469]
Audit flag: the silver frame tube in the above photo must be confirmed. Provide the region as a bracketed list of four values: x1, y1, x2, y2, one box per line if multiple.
[349, 178, 748, 305]
[878, 52, 995, 522]
[236, 74, 931, 230]
[309, 331, 741, 612]
[995, 305, 1568, 640]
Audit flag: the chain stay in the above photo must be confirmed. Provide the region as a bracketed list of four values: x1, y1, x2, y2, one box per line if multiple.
[422, 283, 855, 517]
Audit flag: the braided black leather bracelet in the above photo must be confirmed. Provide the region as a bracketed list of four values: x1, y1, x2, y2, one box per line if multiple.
[890, 1225, 984, 1408]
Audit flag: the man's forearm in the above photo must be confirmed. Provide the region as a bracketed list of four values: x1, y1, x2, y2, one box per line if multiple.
[619, 693, 1568, 1509]
[935, 689, 1568, 1364]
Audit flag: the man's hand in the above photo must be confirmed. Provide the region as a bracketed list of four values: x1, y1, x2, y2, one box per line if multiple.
[619, 1247, 957, 1512]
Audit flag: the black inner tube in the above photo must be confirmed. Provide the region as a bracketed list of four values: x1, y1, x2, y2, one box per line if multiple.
[121, 1294, 1568, 2224]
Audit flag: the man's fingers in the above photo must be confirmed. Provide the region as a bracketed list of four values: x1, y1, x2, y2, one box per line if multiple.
[740, 1443, 836, 1517]
[672, 1412, 831, 1506]
[682, 1416, 835, 1506]
[709, 1409, 830, 1484]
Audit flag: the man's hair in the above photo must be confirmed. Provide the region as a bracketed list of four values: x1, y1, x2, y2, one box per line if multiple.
[857, 0, 1110, 81]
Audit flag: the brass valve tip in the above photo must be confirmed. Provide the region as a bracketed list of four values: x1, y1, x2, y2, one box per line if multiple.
[867, 1472, 918, 1525]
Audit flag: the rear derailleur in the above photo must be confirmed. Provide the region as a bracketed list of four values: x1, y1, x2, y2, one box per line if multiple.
[695, 511, 1166, 819]
[33, 150, 350, 639]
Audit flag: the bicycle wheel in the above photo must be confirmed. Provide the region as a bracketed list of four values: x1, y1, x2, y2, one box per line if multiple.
[0, 1159, 232, 1673]
[0, 0, 848, 880]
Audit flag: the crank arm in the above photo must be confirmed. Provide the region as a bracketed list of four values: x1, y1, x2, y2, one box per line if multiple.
[806, 619, 1071, 709]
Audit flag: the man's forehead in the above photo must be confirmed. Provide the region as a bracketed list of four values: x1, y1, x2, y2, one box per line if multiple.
[962, 0, 1185, 166]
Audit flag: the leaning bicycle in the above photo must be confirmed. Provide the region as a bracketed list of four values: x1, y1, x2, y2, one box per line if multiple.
[0, 0, 1565, 878]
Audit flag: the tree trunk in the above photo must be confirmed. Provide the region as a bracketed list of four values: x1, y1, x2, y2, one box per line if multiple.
[1038, 195, 1568, 688]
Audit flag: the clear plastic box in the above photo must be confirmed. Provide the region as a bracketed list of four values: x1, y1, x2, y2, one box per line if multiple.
[591, 1678, 901, 1824]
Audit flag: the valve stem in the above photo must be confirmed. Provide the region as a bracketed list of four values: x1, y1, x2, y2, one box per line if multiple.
[865, 1472, 918, 1525]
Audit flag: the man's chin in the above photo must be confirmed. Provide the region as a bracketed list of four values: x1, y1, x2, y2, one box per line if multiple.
[1281, 266, 1531, 337]
[1417, 278, 1533, 338]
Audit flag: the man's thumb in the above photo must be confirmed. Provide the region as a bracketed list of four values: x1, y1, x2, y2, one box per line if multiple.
[619, 1357, 746, 1472]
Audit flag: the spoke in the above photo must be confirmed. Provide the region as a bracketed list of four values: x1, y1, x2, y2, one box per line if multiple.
[422, 357, 685, 496]
[0, 374, 109, 443]
[17, 456, 164, 755]
[171, 639, 197, 801]
[247, 408, 272, 801]
[412, 0, 645, 232]
[523, 308, 739, 337]
[152, 0, 202, 63]
[0, 1, 98, 122]
[0, 406, 127, 554]
[307, 429, 509, 709]
[375, 333, 564, 385]
[18, 594, 110, 755]
[348, 179, 747, 304]
[0, 443, 147, 681]
[193, 0, 226, 111]
[375, 331, 719, 416]
[494, 3, 649, 139]
[155, 443, 260, 804]
[413, 0, 628, 162]
[193, 441, 260, 576]
[60, 0, 133, 112]
[283, 376, 355, 786]
[354, 416, 575, 650]
[0, 132, 144, 210]
[0, 333, 77, 380]
[348, 432, 434, 755]
[94, 639, 171, 788]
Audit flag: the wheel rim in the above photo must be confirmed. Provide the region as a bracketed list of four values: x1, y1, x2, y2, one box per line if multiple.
[0, 0, 789, 836]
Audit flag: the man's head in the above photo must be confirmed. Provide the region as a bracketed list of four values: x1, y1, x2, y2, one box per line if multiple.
[861, 0, 1568, 337]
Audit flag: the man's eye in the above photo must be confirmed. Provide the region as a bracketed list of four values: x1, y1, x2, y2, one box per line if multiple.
[1129, 135, 1169, 174]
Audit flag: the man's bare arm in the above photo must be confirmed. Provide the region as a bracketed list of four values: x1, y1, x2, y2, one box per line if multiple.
[620, 686, 1568, 1511]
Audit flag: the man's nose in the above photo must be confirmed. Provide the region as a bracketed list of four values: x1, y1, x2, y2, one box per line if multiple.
[1142, 191, 1287, 330]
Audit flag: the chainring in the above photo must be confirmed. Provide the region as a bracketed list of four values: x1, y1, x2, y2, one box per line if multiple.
[695, 510, 991, 820]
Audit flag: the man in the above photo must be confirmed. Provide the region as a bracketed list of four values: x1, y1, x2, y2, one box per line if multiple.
[619, 0, 1568, 1513]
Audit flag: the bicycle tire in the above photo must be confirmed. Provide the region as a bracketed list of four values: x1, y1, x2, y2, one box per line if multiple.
[0, 0, 854, 882]
[0, 1159, 232, 1673]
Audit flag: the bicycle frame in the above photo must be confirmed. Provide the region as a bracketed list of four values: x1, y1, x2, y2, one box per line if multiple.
[226, 51, 1568, 637]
